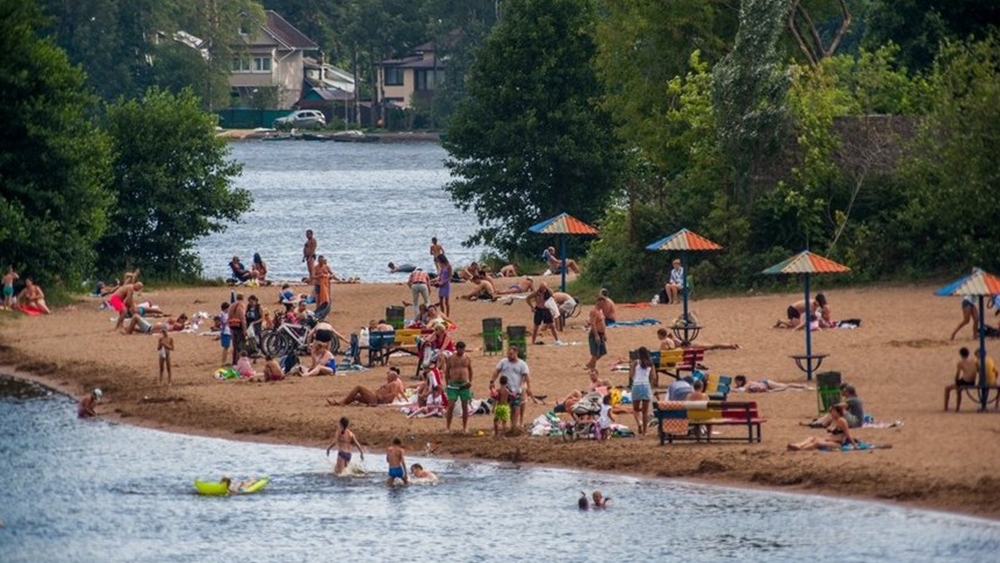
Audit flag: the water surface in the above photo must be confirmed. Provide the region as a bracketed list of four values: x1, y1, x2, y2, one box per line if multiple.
[1, 378, 997, 563]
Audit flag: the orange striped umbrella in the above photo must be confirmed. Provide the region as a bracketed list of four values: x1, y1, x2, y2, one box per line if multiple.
[529, 213, 599, 291]
[763, 251, 851, 381]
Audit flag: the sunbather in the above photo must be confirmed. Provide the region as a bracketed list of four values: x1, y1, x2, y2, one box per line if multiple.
[733, 375, 810, 393]
[542, 246, 581, 275]
[788, 404, 857, 451]
[459, 276, 496, 301]
[229, 256, 253, 282]
[326, 368, 406, 406]
[495, 277, 533, 295]
[656, 328, 740, 350]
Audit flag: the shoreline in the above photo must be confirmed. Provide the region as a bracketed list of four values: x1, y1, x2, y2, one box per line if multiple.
[2, 281, 999, 520]
[3, 369, 967, 523]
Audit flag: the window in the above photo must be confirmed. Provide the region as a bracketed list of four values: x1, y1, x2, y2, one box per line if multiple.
[231, 57, 250, 72]
[414, 69, 441, 91]
[384, 67, 404, 86]
[253, 57, 272, 73]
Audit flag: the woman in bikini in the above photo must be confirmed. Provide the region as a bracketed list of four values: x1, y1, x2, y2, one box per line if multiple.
[326, 417, 364, 475]
[788, 404, 857, 451]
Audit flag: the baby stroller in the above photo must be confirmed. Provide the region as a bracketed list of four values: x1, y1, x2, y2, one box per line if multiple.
[563, 392, 603, 441]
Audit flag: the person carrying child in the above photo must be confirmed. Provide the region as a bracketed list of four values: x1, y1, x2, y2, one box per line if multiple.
[494, 375, 512, 438]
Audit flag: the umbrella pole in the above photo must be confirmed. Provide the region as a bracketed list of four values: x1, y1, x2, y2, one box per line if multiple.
[681, 251, 690, 323]
[979, 295, 987, 411]
[560, 235, 567, 293]
[804, 273, 813, 381]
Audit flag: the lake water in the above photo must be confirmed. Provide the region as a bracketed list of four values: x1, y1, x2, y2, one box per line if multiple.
[195, 141, 488, 283]
[2, 376, 999, 563]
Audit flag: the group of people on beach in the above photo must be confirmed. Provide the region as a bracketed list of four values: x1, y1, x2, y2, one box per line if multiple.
[2, 265, 51, 314]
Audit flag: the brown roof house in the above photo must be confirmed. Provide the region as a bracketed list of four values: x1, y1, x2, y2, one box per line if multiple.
[377, 40, 446, 109]
[229, 10, 317, 109]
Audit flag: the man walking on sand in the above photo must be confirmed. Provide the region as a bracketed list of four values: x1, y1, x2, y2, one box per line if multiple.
[444, 341, 473, 433]
[491, 346, 531, 429]
[303, 229, 318, 279]
[586, 297, 608, 372]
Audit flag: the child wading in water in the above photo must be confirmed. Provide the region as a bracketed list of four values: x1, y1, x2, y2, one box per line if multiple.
[157, 325, 174, 385]
[494, 375, 511, 438]
[386, 437, 408, 486]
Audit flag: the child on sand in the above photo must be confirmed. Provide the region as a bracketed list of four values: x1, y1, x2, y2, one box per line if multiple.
[596, 395, 614, 441]
[235, 351, 254, 378]
[386, 437, 408, 485]
[263, 354, 284, 382]
[494, 375, 511, 438]
[157, 326, 174, 385]
[219, 302, 231, 366]
[2, 265, 18, 309]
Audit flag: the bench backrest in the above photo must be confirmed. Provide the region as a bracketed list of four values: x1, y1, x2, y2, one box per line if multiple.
[369, 330, 395, 347]
[660, 349, 683, 366]
[705, 374, 731, 397]
[394, 328, 423, 347]
[682, 348, 705, 364]
[656, 400, 760, 421]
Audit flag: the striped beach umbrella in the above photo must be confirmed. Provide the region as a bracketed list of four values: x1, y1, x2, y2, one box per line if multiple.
[935, 268, 1000, 410]
[529, 213, 599, 292]
[763, 251, 851, 381]
[646, 229, 723, 324]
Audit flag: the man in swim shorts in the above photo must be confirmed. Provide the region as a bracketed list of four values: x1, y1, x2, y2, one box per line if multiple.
[491, 346, 531, 428]
[586, 297, 608, 371]
[303, 229, 317, 279]
[326, 416, 364, 475]
[386, 437, 408, 485]
[108, 281, 144, 330]
[945, 347, 980, 411]
[444, 341, 473, 432]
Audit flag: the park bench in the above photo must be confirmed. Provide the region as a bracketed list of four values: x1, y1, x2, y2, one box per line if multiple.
[652, 400, 765, 445]
[367, 329, 422, 367]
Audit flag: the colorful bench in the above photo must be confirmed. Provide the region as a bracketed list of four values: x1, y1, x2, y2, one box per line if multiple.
[367, 329, 422, 367]
[652, 400, 765, 444]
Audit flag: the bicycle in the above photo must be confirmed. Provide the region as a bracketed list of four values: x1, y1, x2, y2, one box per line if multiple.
[260, 303, 337, 357]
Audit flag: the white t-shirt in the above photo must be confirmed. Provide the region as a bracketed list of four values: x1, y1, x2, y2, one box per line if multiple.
[598, 404, 612, 429]
[632, 362, 651, 387]
[496, 358, 529, 394]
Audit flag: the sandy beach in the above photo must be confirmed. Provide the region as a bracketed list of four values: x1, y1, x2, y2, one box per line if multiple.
[2, 277, 999, 519]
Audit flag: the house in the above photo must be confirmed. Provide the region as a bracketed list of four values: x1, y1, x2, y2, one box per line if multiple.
[229, 10, 318, 109]
[377, 40, 446, 109]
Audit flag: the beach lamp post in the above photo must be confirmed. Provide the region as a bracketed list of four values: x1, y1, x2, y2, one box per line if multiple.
[935, 268, 1000, 411]
[645, 228, 723, 326]
[763, 251, 851, 381]
[528, 213, 599, 292]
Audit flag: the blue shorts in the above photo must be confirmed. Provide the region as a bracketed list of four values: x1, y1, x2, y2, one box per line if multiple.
[389, 466, 405, 479]
[221, 334, 232, 349]
[631, 383, 652, 402]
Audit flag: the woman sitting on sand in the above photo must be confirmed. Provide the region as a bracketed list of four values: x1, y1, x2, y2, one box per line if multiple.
[18, 278, 51, 314]
[788, 404, 857, 451]
[733, 375, 811, 393]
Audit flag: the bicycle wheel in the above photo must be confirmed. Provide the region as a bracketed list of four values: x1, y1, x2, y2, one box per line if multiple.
[261, 331, 287, 357]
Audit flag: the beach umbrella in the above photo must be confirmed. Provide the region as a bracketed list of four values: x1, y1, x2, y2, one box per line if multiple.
[645, 228, 723, 325]
[529, 213, 599, 292]
[762, 251, 851, 381]
[935, 268, 1000, 411]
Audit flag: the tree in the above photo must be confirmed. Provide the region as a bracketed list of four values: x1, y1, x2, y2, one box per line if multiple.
[443, 0, 621, 254]
[712, 0, 791, 206]
[98, 87, 250, 278]
[0, 0, 113, 286]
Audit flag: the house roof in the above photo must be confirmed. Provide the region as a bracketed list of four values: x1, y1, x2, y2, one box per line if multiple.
[381, 55, 443, 69]
[264, 10, 317, 51]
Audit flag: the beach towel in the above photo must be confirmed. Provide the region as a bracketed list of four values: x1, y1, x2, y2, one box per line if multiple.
[835, 442, 893, 452]
[607, 318, 661, 327]
[18, 305, 45, 316]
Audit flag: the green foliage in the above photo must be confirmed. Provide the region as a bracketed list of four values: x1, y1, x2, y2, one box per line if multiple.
[97, 88, 250, 279]
[711, 0, 791, 206]
[0, 0, 113, 286]
[896, 34, 1000, 271]
[443, 0, 621, 254]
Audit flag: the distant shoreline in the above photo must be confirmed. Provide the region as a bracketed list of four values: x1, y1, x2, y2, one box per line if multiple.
[217, 129, 441, 143]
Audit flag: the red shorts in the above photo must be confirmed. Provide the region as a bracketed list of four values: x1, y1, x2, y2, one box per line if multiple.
[108, 294, 126, 313]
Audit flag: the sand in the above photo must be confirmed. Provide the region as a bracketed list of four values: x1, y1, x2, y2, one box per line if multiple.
[2, 277, 999, 519]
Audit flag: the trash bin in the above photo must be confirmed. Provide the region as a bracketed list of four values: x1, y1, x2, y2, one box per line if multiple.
[816, 371, 842, 414]
[385, 306, 405, 330]
[482, 317, 503, 355]
[506, 325, 527, 360]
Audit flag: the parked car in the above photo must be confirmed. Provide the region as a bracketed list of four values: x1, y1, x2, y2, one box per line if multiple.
[273, 110, 326, 130]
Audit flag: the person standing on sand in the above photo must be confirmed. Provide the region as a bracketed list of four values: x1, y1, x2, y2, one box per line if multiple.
[386, 437, 408, 485]
[2, 265, 19, 309]
[494, 375, 511, 438]
[219, 302, 232, 367]
[326, 416, 364, 475]
[228, 293, 247, 365]
[429, 237, 444, 271]
[444, 341, 473, 433]
[951, 295, 979, 341]
[527, 282, 561, 345]
[945, 347, 979, 411]
[78, 388, 102, 418]
[157, 325, 174, 386]
[109, 281, 143, 330]
[303, 229, 318, 279]
[490, 346, 531, 429]
[407, 267, 431, 319]
[629, 347, 654, 436]
[586, 297, 608, 372]
[433, 254, 452, 316]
